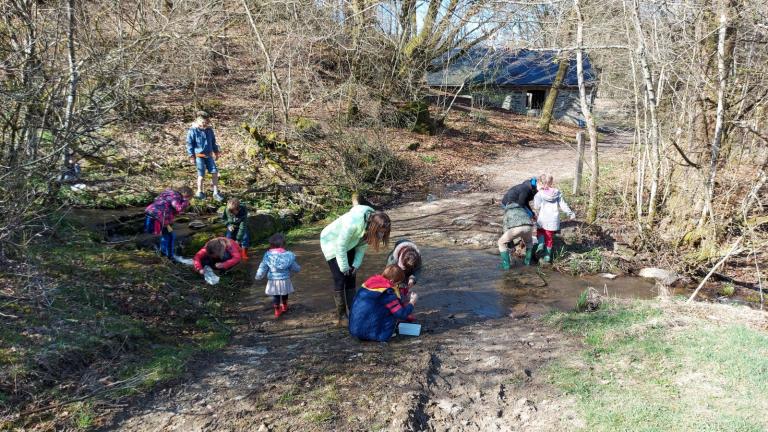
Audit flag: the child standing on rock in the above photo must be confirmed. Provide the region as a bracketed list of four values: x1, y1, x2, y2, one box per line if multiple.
[186, 111, 223, 201]
[255, 234, 301, 319]
[533, 175, 575, 263]
[222, 198, 250, 259]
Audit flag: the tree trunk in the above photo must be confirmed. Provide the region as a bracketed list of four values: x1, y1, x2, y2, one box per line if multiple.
[628, 0, 661, 226]
[699, 0, 738, 227]
[538, 54, 569, 132]
[62, 0, 79, 170]
[574, 0, 600, 224]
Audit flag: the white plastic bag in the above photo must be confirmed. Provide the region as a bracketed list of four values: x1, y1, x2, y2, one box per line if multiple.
[203, 266, 220, 285]
[172, 255, 194, 266]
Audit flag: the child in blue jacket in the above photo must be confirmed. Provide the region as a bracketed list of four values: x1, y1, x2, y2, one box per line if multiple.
[349, 265, 419, 342]
[255, 233, 301, 318]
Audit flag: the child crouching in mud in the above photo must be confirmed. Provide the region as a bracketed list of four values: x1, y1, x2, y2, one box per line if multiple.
[255, 233, 301, 319]
[386, 239, 422, 321]
[193, 237, 243, 276]
[348, 265, 418, 342]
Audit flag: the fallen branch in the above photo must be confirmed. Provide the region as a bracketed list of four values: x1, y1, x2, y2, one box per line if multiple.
[688, 236, 744, 302]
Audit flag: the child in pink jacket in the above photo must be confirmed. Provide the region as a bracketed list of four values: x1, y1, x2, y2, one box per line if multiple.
[533, 175, 575, 263]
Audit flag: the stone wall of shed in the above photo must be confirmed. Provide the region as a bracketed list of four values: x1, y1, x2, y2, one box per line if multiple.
[467, 88, 587, 125]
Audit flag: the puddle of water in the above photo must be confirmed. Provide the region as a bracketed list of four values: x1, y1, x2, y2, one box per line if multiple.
[244, 241, 661, 318]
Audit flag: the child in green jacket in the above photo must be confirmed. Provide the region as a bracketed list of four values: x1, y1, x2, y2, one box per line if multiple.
[222, 198, 250, 259]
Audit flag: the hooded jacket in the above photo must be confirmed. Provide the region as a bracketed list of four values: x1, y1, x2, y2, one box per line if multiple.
[145, 189, 190, 232]
[348, 275, 414, 342]
[501, 180, 537, 216]
[533, 188, 575, 232]
[320, 205, 374, 273]
[385, 239, 423, 283]
[255, 248, 300, 280]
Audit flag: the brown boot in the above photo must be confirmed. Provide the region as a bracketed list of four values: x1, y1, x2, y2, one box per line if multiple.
[333, 291, 347, 327]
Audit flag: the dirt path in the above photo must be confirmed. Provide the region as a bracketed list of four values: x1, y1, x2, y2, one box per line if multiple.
[106, 133, 632, 431]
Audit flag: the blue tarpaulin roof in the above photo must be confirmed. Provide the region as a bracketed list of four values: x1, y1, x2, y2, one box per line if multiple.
[426, 48, 596, 88]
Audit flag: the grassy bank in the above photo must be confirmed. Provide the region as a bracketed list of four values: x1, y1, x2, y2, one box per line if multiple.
[543, 299, 768, 431]
[0, 218, 249, 430]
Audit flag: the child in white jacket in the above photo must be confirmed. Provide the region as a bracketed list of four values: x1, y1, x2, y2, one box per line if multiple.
[533, 175, 575, 263]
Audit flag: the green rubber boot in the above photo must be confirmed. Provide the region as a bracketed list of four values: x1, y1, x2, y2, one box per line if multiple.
[542, 247, 553, 263]
[499, 251, 511, 270]
[535, 235, 545, 254]
[523, 247, 534, 266]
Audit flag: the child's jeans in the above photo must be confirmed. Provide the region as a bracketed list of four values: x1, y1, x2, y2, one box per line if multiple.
[536, 228, 555, 248]
[195, 155, 218, 177]
[225, 227, 250, 249]
[145, 216, 175, 258]
[272, 295, 289, 305]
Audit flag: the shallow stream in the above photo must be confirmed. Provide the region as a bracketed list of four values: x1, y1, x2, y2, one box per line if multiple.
[70, 207, 678, 318]
[247, 241, 660, 319]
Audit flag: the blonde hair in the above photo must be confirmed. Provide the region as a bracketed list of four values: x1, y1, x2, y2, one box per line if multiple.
[538, 174, 554, 188]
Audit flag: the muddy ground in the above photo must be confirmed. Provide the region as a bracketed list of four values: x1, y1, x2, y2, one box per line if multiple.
[105, 133, 649, 431]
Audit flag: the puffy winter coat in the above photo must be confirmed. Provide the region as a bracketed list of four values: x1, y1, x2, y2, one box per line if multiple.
[349, 275, 414, 342]
[145, 189, 190, 232]
[501, 180, 538, 216]
[533, 188, 575, 231]
[385, 239, 423, 283]
[255, 248, 300, 280]
[193, 237, 242, 272]
[320, 205, 374, 273]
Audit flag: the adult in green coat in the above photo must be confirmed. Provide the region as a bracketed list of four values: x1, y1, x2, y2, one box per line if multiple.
[320, 205, 391, 326]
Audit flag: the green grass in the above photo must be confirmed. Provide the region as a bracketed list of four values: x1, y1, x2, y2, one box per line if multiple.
[4, 219, 243, 428]
[420, 155, 437, 164]
[544, 301, 768, 431]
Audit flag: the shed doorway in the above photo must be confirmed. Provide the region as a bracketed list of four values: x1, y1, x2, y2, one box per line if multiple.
[526, 90, 546, 110]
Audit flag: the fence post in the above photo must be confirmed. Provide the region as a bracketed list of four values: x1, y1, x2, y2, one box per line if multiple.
[573, 131, 585, 195]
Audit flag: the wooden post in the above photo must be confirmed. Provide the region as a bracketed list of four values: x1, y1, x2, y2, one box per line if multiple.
[573, 131, 585, 194]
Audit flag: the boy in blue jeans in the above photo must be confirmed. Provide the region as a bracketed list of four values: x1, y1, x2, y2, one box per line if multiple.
[186, 111, 223, 201]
